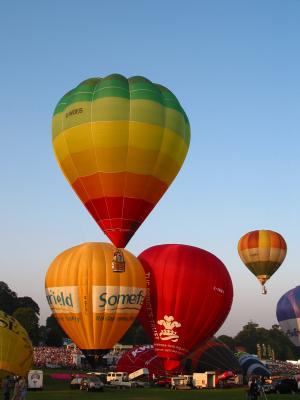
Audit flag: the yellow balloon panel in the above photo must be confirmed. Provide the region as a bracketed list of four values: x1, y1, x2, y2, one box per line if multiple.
[45, 242, 146, 350]
[0, 311, 33, 378]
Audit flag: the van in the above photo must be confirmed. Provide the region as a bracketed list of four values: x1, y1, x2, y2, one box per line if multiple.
[106, 372, 129, 382]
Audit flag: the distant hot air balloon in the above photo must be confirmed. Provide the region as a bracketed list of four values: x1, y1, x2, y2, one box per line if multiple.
[182, 337, 241, 374]
[276, 286, 300, 347]
[138, 244, 233, 371]
[238, 230, 287, 294]
[45, 242, 146, 366]
[52, 74, 190, 270]
[0, 311, 33, 377]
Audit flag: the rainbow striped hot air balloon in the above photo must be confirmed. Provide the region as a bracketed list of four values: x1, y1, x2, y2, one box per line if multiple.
[238, 230, 287, 294]
[52, 74, 190, 270]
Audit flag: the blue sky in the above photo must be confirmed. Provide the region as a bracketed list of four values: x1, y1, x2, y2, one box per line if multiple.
[0, 0, 299, 336]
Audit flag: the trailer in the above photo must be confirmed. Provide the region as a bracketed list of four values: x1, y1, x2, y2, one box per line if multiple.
[193, 371, 216, 389]
[129, 368, 149, 380]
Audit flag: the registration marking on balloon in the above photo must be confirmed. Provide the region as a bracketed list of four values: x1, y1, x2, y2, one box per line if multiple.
[157, 315, 181, 342]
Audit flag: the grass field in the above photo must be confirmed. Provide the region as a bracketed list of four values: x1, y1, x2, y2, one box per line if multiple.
[23, 370, 300, 400]
[26, 386, 300, 400]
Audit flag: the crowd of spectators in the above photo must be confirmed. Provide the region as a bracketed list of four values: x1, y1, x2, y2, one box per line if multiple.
[266, 360, 300, 376]
[33, 345, 131, 369]
[33, 345, 300, 379]
[34, 346, 82, 368]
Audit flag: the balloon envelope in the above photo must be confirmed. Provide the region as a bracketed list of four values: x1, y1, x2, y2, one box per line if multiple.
[45, 242, 146, 357]
[116, 345, 165, 377]
[276, 285, 300, 347]
[0, 311, 33, 377]
[52, 74, 190, 248]
[183, 338, 241, 373]
[138, 244, 233, 371]
[238, 230, 287, 290]
[237, 353, 270, 377]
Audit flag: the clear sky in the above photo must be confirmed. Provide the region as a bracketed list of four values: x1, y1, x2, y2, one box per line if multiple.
[0, 0, 299, 337]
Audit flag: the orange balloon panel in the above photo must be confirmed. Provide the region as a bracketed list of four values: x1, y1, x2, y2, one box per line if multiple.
[45, 242, 146, 350]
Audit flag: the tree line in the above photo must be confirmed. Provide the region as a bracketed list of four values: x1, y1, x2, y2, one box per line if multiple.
[0, 281, 298, 360]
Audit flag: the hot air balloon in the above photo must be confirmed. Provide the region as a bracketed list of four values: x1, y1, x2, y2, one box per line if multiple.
[116, 345, 166, 378]
[138, 244, 233, 371]
[276, 286, 300, 347]
[183, 338, 241, 374]
[52, 74, 190, 270]
[237, 353, 270, 377]
[238, 230, 287, 294]
[45, 242, 146, 366]
[0, 311, 33, 377]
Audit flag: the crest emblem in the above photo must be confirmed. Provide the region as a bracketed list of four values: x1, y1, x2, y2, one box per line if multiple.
[157, 315, 181, 342]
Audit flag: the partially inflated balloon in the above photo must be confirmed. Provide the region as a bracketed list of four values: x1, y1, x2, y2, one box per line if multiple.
[138, 244, 233, 371]
[237, 353, 270, 377]
[52, 74, 190, 248]
[116, 345, 166, 377]
[238, 230, 287, 294]
[45, 242, 146, 362]
[276, 286, 300, 347]
[0, 311, 33, 377]
[183, 338, 241, 373]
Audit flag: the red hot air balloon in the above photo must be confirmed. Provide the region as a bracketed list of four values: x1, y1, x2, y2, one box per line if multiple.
[138, 244, 233, 372]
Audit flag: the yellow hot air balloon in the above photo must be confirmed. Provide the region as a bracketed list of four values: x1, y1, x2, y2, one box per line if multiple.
[45, 242, 146, 364]
[238, 229, 287, 294]
[0, 311, 33, 378]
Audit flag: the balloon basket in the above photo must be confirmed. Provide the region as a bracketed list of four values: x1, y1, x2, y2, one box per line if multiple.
[112, 249, 125, 272]
[261, 285, 267, 295]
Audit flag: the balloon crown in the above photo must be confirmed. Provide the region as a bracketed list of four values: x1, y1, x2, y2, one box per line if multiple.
[157, 315, 181, 343]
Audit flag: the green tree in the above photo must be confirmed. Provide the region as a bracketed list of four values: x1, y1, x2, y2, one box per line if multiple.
[12, 307, 40, 345]
[44, 315, 65, 346]
[17, 296, 40, 315]
[234, 321, 259, 354]
[119, 319, 151, 345]
[0, 281, 18, 314]
[217, 335, 236, 350]
[268, 324, 298, 360]
[233, 321, 298, 360]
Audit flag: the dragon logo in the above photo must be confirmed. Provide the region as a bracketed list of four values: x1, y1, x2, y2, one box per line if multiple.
[157, 315, 181, 342]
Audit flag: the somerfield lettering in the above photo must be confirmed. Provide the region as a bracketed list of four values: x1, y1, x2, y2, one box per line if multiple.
[46, 290, 73, 307]
[65, 108, 83, 118]
[98, 290, 144, 307]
